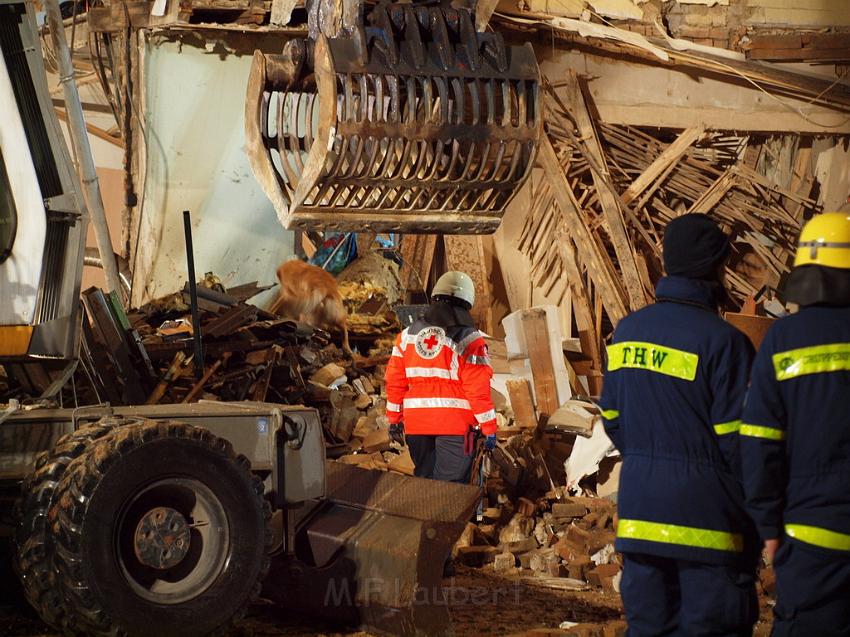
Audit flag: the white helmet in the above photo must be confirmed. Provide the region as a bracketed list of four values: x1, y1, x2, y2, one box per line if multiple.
[432, 271, 475, 307]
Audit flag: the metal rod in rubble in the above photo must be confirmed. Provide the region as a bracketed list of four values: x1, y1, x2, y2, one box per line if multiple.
[44, 0, 124, 302]
[183, 210, 204, 379]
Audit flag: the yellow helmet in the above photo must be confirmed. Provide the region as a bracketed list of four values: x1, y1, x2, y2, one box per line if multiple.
[794, 212, 850, 269]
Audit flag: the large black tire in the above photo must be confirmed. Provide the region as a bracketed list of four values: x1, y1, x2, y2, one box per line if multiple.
[51, 419, 271, 637]
[14, 417, 140, 628]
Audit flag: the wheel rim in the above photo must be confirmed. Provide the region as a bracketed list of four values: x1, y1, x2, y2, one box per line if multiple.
[117, 478, 230, 604]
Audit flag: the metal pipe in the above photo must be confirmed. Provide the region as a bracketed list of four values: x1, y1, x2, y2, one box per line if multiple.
[183, 210, 204, 379]
[44, 0, 124, 303]
[83, 255, 132, 296]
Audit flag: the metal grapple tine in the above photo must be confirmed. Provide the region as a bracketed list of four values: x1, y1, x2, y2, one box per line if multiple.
[304, 89, 316, 151]
[517, 79, 528, 132]
[290, 91, 305, 173]
[245, 1, 540, 233]
[276, 91, 301, 188]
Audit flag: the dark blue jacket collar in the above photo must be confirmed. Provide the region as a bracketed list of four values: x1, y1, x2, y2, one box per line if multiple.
[655, 276, 720, 312]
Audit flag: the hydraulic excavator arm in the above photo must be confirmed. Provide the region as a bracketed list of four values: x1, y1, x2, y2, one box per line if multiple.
[245, 0, 542, 234]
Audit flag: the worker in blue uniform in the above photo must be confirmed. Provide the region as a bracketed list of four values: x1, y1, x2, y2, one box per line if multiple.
[600, 214, 759, 636]
[740, 211, 850, 637]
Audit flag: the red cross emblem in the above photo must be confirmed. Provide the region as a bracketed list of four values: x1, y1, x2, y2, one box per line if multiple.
[414, 327, 445, 359]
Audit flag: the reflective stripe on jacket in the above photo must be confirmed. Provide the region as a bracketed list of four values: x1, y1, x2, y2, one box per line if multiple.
[741, 305, 850, 552]
[384, 318, 496, 436]
[599, 276, 757, 565]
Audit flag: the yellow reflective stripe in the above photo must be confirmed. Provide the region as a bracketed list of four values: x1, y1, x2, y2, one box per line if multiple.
[607, 341, 699, 381]
[0, 325, 33, 356]
[773, 343, 850, 381]
[786, 524, 850, 551]
[714, 420, 742, 435]
[601, 409, 620, 420]
[618, 519, 743, 552]
[739, 423, 785, 441]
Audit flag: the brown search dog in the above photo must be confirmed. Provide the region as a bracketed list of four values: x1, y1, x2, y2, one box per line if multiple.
[269, 260, 352, 355]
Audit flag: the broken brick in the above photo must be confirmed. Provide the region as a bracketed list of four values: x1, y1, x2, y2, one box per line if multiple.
[552, 502, 588, 519]
[506, 538, 539, 555]
[517, 497, 537, 518]
[493, 552, 516, 572]
[456, 545, 499, 567]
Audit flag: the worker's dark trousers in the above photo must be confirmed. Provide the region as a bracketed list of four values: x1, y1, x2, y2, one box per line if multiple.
[772, 540, 850, 637]
[406, 435, 472, 483]
[620, 552, 758, 637]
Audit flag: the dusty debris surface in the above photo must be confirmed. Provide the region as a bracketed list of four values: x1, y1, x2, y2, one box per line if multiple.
[0, 566, 774, 637]
[0, 569, 625, 636]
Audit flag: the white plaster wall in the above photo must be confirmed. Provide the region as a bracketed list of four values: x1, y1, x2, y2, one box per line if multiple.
[131, 37, 294, 308]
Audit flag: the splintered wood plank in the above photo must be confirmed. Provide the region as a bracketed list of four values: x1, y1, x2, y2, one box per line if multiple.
[689, 168, 737, 213]
[748, 47, 850, 62]
[506, 378, 537, 429]
[620, 125, 706, 205]
[539, 137, 629, 324]
[520, 308, 560, 418]
[399, 234, 438, 294]
[569, 72, 649, 312]
[444, 235, 493, 333]
[787, 144, 814, 221]
[557, 235, 601, 372]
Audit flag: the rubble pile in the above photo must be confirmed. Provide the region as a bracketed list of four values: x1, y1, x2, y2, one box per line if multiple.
[459, 446, 621, 594]
[73, 258, 408, 458]
[337, 251, 403, 342]
[75, 275, 384, 416]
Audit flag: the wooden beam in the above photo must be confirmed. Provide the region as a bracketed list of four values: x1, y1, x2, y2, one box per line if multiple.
[538, 136, 629, 324]
[621, 125, 705, 205]
[748, 47, 850, 62]
[399, 234, 437, 295]
[506, 378, 537, 429]
[520, 308, 559, 418]
[688, 168, 737, 213]
[445, 235, 493, 333]
[557, 234, 601, 372]
[87, 1, 152, 31]
[52, 97, 113, 115]
[787, 145, 814, 222]
[54, 108, 124, 149]
[535, 48, 850, 133]
[569, 72, 648, 312]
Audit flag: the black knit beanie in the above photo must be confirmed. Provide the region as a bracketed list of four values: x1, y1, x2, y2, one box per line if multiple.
[663, 214, 730, 280]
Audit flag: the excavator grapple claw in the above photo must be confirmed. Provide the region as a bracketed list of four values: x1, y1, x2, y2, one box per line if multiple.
[245, 1, 541, 234]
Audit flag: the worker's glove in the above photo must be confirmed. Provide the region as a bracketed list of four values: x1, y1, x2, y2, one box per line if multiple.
[389, 423, 405, 445]
[484, 434, 497, 451]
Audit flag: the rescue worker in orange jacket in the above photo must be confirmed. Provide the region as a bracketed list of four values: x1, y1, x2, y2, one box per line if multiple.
[384, 271, 497, 483]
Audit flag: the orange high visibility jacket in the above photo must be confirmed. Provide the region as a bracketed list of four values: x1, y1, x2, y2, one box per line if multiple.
[384, 318, 497, 436]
